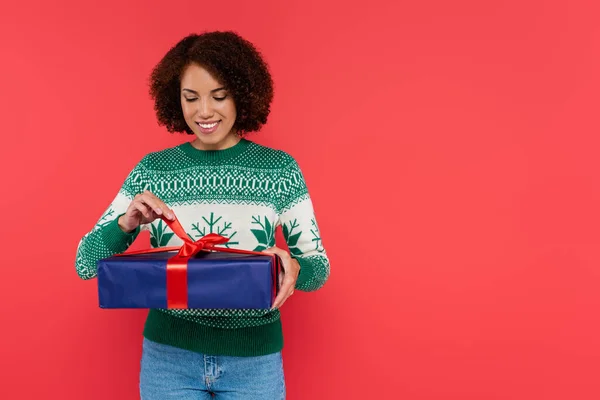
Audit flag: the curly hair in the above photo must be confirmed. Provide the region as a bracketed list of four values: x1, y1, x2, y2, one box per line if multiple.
[149, 31, 274, 135]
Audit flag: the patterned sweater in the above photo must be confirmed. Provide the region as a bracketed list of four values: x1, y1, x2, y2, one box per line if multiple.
[75, 139, 330, 356]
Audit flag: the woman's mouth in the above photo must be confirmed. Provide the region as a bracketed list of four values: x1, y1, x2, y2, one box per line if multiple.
[197, 121, 220, 134]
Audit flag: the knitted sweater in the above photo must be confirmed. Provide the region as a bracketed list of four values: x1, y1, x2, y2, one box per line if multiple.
[75, 139, 330, 356]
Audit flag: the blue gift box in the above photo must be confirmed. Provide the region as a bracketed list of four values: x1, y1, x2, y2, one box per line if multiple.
[97, 251, 280, 309]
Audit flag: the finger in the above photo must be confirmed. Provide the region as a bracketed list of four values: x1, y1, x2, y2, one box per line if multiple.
[263, 248, 291, 271]
[273, 287, 295, 310]
[271, 291, 287, 310]
[278, 270, 284, 287]
[139, 192, 163, 216]
[271, 276, 295, 309]
[272, 283, 291, 309]
[131, 201, 153, 219]
[277, 290, 295, 309]
[141, 192, 174, 219]
[149, 192, 175, 220]
[262, 247, 284, 257]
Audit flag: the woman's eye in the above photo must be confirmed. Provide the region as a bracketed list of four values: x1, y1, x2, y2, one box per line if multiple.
[214, 96, 227, 101]
[185, 98, 198, 102]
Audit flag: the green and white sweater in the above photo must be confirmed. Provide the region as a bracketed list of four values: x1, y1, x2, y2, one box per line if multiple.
[75, 139, 330, 356]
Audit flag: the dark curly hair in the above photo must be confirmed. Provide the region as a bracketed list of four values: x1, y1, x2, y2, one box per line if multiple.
[149, 31, 274, 135]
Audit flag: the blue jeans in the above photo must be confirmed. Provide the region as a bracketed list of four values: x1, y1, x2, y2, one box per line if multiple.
[139, 338, 286, 399]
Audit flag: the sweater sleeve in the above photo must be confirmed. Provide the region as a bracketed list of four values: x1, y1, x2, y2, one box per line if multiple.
[277, 156, 330, 292]
[74, 157, 148, 280]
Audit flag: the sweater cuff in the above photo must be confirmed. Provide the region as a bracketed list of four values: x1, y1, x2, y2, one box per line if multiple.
[100, 214, 140, 254]
[294, 256, 314, 289]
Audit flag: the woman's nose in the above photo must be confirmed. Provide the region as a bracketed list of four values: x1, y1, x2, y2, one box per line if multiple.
[198, 98, 213, 119]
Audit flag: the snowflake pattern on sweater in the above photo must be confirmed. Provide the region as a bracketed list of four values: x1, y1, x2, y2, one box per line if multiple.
[75, 139, 330, 330]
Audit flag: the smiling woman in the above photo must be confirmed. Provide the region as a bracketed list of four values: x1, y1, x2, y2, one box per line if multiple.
[180, 64, 238, 149]
[149, 31, 274, 143]
[74, 31, 330, 400]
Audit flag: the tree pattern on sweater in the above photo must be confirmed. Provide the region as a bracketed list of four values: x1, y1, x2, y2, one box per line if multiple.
[75, 139, 330, 332]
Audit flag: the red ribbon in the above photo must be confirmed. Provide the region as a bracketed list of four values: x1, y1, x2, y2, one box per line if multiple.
[118, 214, 280, 309]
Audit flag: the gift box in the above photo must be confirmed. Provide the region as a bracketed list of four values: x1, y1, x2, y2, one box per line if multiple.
[97, 216, 281, 310]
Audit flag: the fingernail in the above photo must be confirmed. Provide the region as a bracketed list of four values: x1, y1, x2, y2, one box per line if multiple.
[155, 209, 163, 215]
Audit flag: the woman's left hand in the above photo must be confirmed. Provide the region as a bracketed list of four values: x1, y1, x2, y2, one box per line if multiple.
[263, 246, 300, 310]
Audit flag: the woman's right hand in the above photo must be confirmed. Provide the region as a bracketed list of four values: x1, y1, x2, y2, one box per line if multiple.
[118, 190, 175, 233]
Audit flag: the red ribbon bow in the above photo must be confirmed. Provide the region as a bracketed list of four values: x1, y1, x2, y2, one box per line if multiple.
[118, 214, 280, 309]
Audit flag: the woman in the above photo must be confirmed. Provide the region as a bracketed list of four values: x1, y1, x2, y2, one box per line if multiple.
[75, 31, 330, 399]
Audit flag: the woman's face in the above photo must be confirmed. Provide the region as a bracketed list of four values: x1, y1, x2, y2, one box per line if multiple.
[180, 63, 238, 150]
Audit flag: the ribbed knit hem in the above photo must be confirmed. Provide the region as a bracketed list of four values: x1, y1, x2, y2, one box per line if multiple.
[295, 256, 315, 289]
[100, 214, 140, 254]
[178, 138, 251, 161]
[142, 309, 284, 357]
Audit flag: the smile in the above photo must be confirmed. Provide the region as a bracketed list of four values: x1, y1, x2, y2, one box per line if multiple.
[196, 121, 220, 134]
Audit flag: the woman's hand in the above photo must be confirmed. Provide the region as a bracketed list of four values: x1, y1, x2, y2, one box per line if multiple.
[118, 190, 175, 233]
[263, 246, 300, 310]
